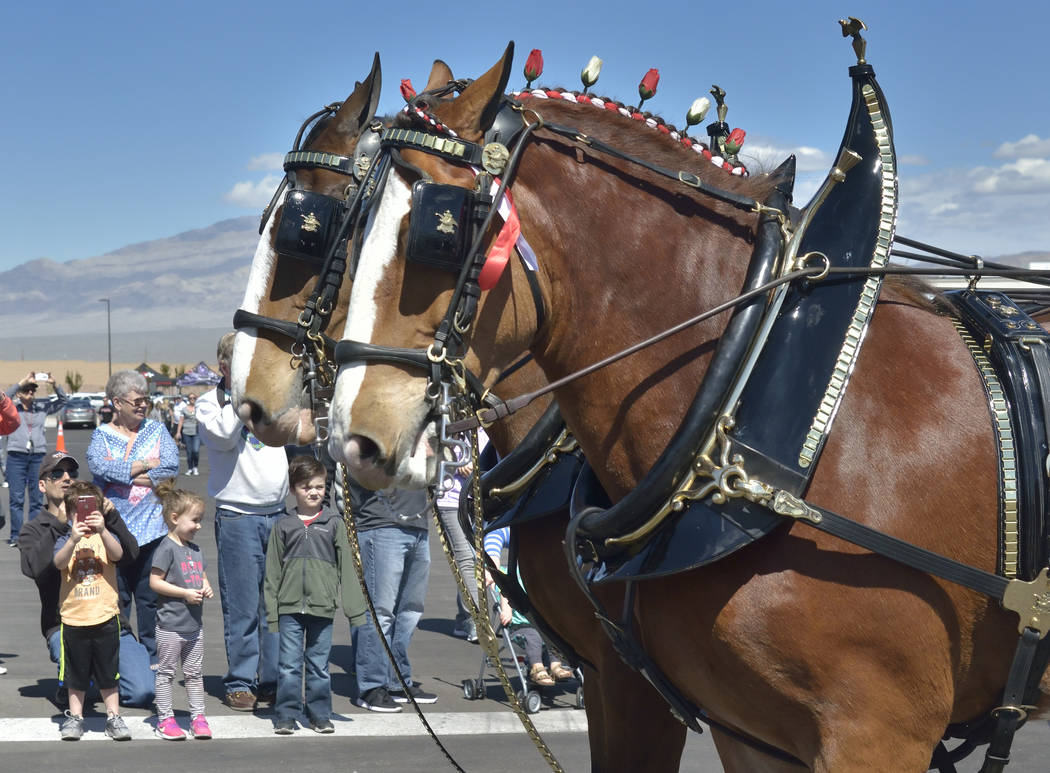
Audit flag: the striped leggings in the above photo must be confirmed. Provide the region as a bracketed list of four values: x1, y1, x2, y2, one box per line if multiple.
[155, 627, 205, 720]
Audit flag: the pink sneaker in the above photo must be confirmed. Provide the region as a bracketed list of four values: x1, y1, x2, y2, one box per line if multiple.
[189, 715, 212, 739]
[155, 716, 186, 741]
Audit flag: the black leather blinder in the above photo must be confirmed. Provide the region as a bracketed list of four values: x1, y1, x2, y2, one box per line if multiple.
[274, 189, 346, 263]
[407, 181, 474, 273]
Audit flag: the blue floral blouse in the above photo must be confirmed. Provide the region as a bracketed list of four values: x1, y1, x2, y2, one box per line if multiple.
[87, 418, 180, 545]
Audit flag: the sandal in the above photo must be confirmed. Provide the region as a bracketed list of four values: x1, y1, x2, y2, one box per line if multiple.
[549, 662, 574, 681]
[529, 663, 555, 687]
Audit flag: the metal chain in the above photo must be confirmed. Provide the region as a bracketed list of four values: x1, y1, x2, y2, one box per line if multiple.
[336, 465, 466, 773]
[428, 427, 566, 773]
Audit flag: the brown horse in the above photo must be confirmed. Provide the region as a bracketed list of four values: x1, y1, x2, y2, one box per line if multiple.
[230, 56, 381, 447]
[234, 58, 690, 771]
[327, 45, 1050, 771]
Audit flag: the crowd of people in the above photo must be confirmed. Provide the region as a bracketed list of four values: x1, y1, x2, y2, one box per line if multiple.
[0, 333, 570, 741]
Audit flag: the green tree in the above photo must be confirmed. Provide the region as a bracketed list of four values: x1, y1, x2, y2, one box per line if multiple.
[64, 370, 84, 392]
[159, 363, 171, 376]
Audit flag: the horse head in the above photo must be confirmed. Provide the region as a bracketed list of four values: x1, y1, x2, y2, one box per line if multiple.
[329, 43, 772, 494]
[231, 54, 382, 447]
[329, 44, 547, 489]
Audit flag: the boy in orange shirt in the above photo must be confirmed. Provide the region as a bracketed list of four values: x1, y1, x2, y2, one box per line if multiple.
[52, 481, 132, 741]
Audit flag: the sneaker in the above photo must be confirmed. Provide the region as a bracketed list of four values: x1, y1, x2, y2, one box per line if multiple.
[154, 716, 186, 740]
[193, 468, 200, 476]
[273, 719, 296, 735]
[7, 540, 16, 548]
[452, 620, 475, 639]
[390, 684, 438, 704]
[309, 717, 335, 734]
[223, 690, 256, 711]
[189, 715, 212, 739]
[60, 711, 84, 741]
[256, 687, 277, 705]
[354, 686, 403, 713]
[0, 663, 6, 675]
[105, 713, 132, 741]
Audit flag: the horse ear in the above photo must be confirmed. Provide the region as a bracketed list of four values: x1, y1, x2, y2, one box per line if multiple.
[332, 52, 382, 137]
[449, 42, 514, 138]
[425, 59, 454, 91]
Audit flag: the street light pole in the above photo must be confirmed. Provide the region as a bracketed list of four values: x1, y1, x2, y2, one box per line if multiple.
[98, 298, 111, 378]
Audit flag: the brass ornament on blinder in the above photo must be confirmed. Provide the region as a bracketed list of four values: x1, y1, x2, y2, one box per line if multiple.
[436, 210, 458, 234]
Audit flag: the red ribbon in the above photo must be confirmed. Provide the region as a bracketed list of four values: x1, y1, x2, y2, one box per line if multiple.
[477, 188, 521, 290]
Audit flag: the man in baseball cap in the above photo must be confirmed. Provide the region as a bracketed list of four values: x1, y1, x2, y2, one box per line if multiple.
[16, 452, 154, 708]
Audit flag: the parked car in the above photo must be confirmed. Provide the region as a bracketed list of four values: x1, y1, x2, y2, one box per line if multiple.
[61, 397, 98, 428]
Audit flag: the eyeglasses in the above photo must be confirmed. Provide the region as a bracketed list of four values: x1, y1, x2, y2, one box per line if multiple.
[46, 467, 79, 481]
[119, 397, 149, 408]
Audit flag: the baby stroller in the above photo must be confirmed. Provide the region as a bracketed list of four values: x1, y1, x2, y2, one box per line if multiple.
[461, 584, 584, 714]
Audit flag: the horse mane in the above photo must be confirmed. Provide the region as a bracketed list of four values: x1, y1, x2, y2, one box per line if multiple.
[516, 93, 776, 208]
[880, 275, 952, 316]
[398, 86, 776, 206]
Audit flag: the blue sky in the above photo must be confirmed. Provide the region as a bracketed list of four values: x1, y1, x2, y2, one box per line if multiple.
[2, 0, 1048, 273]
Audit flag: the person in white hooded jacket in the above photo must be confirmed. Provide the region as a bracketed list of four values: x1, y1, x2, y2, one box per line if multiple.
[196, 332, 289, 712]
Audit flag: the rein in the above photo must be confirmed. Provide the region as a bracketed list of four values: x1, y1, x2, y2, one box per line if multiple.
[447, 261, 1050, 434]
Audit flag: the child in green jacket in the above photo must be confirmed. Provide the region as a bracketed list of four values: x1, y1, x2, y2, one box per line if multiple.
[264, 456, 366, 734]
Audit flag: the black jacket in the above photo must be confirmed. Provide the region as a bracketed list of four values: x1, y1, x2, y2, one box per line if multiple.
[19, 504, 139, 640]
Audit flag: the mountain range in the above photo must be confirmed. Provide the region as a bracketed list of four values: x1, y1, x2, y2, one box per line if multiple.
[0, 215, 1047, 363]
[0, 217, 259, 362]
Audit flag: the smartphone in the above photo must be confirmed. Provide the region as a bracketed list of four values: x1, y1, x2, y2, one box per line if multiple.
[33, 372, 49, 382]
[75, 496, 95, 525]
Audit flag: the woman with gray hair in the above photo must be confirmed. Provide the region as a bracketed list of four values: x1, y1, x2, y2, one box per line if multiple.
[87, 369, 180, 662]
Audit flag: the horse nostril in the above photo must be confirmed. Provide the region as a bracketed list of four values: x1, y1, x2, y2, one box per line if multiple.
[350, 434, 381, 461]
[237, 400, 264, 426]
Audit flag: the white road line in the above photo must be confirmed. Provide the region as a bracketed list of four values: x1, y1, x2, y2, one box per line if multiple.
[0, 710, 588, 742]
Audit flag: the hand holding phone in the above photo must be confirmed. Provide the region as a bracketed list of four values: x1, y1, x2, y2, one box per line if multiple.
[75, 496, 96, 529]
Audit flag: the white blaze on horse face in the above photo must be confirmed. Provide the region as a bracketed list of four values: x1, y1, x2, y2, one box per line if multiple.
[230, 189, 286, 404]
[329, 174, 415, 466]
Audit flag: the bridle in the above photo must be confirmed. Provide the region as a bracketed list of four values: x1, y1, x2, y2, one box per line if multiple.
[232, 102, 387, 444]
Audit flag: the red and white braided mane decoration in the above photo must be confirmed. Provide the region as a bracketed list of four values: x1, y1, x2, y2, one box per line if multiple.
[401, 89, 748, 177]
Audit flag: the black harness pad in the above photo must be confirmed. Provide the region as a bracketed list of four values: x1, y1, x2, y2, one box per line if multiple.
[274, 189, 345, 263]
[407, 181, 474, 272]
[946, 289, 1050, 581]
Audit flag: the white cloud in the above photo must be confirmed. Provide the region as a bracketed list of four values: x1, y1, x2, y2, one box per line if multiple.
[246, 153, 285, 171]
[223, 174, 282, 208]
[899, 154, 930, 167]
[897, 164, 1050, 256]
[993, 134, 1050, 160]
[972, 158, 1050, 194]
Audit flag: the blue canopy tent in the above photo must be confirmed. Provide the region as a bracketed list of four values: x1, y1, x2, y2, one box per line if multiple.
[176, 361, 221, 387]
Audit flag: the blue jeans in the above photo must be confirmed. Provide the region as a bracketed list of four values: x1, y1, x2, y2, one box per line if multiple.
[276, 613, 333, 723]
[6, 451, 43, 542]
[355, 526, 430, 693]
[48, 627, 155, 707]
[183, 434, 200, 469]
[116, 535, 162, 663]
[215, 507, 282, 695]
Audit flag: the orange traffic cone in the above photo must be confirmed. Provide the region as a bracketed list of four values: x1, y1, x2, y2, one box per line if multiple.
[56, 420, 66, 453]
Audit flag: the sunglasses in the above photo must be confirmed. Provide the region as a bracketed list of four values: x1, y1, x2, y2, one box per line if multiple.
[119, 397, 149, 408]
[46, 467, 79, 481]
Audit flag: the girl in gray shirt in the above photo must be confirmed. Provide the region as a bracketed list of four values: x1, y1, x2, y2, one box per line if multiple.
[149, 479, 214, 740]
